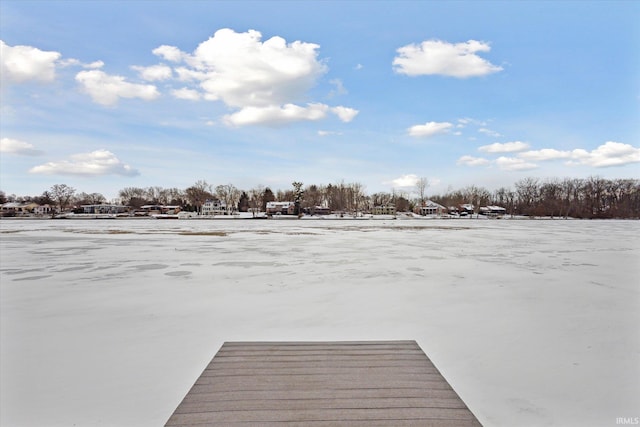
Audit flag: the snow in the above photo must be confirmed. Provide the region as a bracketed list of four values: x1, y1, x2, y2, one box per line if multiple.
[1, 218, 638, 426]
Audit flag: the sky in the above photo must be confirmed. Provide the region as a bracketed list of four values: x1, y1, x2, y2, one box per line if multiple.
[1, 0, 639, 201]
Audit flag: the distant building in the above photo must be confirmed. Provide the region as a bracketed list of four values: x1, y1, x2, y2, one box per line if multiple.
[33, 204, 53, 216]
[1, 202, 38, 216]
[459, 204, 475, 215]
[479, 206, 507, 217]
[266, 201, 295, 215]
[311, 206, 331, 215]
[202, 199, 227, 215]
[136, 205, 182, 216]
[415, 200, 446, 216]
[82, 204, 127, 214]
[372, 205, 396, 215]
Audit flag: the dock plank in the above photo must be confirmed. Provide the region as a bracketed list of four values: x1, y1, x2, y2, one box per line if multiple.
[165, 341, 481, 426]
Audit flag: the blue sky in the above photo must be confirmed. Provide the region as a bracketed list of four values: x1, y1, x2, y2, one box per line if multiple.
[1, 0, 639, 200]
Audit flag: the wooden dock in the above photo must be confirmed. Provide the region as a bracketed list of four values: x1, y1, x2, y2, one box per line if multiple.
[165, 341, 482, 426]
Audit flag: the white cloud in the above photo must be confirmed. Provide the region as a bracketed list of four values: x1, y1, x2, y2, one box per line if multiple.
[223, 103, 330, 126]
[85, 60, 105, 69]
[171, 87, 201, 101]
[0, 40, 61, 83]
[385, 174, 419, 188]
[150, 29, 356, 126]
[457, 155, 490, 167]
[478, 127, 502, 137]
[495, 156, 538, 171]
[222, 103, 358, 126]
[328, 78, 347, 97]
[479, 141, 530, 153]
[567, 141, 640, 167]
[393, 39, 503, 78]
[318, 130, 343, 136]
[75, 70, 160, 106]
[152, 45, 185, 62]
[131, 64, 172, 81]
[331, 106, 359, 122]
[0, 137, 43, 156]
[408, 121, 453, 138]
[457, 117, 487, 128]
[178, 28, 327, 107]
[516, 142, 639, 167]
[459, 141, 639, 171]
[58, 58, 104, 69]
[518, 148, 572, 161]
[29, 149, 139, 176]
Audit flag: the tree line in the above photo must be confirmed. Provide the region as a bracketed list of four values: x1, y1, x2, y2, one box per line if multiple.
[430, 177, 640, 219]
[1, 176, 639, 218]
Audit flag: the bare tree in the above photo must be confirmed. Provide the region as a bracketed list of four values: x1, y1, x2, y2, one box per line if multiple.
[515, 178, 540, 216]
[118, 187, 149, 208]
[216, 184, 241, 215]
[165, 187, 187, 206]
[349, 182, 367, 217]
[75, 192, 106, 205]
[185, 180, 213, 214]
[248, 185, 265, 216]
[415, 177, 429, 207]
[302, 184, 323, 213]
[50, 184, 76, 216]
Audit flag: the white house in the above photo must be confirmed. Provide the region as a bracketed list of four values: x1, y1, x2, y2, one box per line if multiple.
[416, 200, 446, 216]
[202, 199, 227, 215]
[33, 204, 53, 216]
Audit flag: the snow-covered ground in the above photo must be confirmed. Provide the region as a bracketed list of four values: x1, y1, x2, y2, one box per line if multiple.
[1, 218, 638, 427]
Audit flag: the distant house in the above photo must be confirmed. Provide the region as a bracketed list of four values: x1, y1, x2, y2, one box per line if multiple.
[415, 200, 446, 216]
[266, 201, 295, 215]
[311, 206, 331, 215]
[372, 205, 396, 215]
[458, 204, 475, 216]
[1, 202, 37, 216]
[202, 199, 227, 215]
[33, 204, 53, 216]
[1, 202, 21, 216]
[82, 204, 127, 214]
[22, 202, 39, 213]
[479, 206, 507, 217]
[136, 205, 182, 216]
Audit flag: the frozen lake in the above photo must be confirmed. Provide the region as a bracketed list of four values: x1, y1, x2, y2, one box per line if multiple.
[1, 218, 639, 426]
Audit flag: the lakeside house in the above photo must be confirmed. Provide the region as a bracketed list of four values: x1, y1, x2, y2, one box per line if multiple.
[202, 199, 228, 215]
[415, 200, 447, 216]
[306, 206, 331, 215]
[2, 202, 49, 216]
[266, 201, 295, 215]
[479, 206, 507, 217]
[372, 205, 396, 215]
[458, 204, 475, 216]
[135, 205, 182, 216]
[33, 204, 53, 216]
[82, 204, 127, 215]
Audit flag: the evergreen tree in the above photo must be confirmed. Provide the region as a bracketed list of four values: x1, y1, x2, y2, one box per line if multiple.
[262, 187, 275, 212]
[238, 191, 250, 212]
